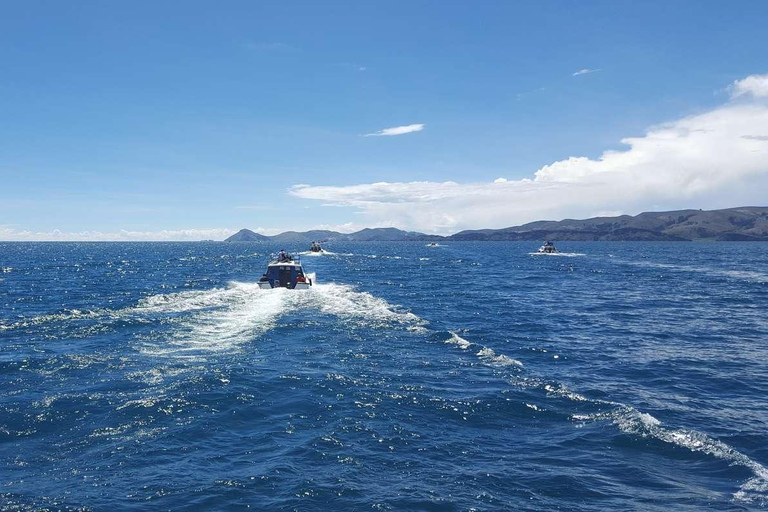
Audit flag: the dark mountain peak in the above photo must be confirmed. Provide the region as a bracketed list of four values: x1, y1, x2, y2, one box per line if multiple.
[344, 227, 442, 241]
[224, 229, 269, 242]
[449, 206, 768, 241]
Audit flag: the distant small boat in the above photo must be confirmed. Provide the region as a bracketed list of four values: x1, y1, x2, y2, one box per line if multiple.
[537, 241, 558, 254]
[258, 252, 312, 289]
[310, 241, 323, 253]
[427, 242, 438, 247]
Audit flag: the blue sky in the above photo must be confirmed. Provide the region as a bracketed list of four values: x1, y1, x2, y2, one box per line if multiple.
[2, 1, 768, 239]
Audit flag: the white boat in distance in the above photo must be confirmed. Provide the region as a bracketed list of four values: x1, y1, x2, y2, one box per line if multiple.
[537, 241, 558, 254]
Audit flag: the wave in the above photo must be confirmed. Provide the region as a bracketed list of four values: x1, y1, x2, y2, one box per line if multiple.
[617, 259, 768, 283]
[444, 332, 523, 368]
[441, 330, 767, 504]
[603, 406, 768, 504]
[0, 308, 115, 331]
[528, 252, 586, 257]
[476, 347, 523, 367]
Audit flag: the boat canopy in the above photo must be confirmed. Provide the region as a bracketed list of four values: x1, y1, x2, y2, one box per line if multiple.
[259, 254, 308, 289]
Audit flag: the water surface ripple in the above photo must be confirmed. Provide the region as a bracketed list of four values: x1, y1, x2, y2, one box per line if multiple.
[1, 241, 767, 510]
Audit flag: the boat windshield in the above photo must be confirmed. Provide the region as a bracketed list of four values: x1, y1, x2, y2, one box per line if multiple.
[271, 252, 299, 264]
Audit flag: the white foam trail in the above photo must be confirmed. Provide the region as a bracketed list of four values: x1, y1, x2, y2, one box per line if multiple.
[3, 279, 424, 354]
[135, 285, 247, 314]
[611, 407, 768, 504]
[138, 282, 289, 356]
[565, 401, 768, 504]
[446, 331, 766, 503]
[0, 308, 113, 330]
[617, 260, 768, 283]
[477, 347, 523, 367]
[558, 387, 768, 503]
[308, 282, 425, 328]
[137, 281, 425, 356]
[443, 332, 522, 369]
[298, 250, 353, 257]
[445, 332, 472, 349]
[528, 252, 586, 257]
[544, 383, 589, 402]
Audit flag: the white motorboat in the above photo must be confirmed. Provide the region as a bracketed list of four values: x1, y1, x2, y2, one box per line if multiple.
[257, 252, 313, 289]
[537, 241, 558, 254]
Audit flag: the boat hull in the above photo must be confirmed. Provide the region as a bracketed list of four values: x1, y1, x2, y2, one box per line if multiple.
[258, 255, 313, 290]
[258, 280, 312, 290]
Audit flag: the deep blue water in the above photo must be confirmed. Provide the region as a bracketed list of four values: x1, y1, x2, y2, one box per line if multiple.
[1, 241, 767, 511]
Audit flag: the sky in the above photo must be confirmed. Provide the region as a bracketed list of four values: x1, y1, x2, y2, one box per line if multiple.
[1, 1, 768, 240]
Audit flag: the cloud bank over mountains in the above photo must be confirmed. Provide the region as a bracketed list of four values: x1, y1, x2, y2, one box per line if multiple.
[3, 74, 767, 241]
[0, 227, 241, 242]
[291, 73, 768, 234]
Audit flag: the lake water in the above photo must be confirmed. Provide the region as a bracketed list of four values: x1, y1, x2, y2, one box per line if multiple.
[1, 241, 767, 510]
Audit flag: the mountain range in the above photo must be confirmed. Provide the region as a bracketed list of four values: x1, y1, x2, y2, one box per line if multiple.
[224, 206, 768, 243]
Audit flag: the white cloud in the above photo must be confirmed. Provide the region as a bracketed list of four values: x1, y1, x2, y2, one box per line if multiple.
[291, 73, 768, 234]
[364, 124, 425, 137]
[0, 224, 358, 241]
[308, 222, 366, 233]
[0, 227, 240, 242]
[573, 68, 601, 76]
[730, 73, 768, 99]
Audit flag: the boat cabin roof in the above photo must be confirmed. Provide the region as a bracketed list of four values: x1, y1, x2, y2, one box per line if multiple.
[268, 261, 303, 268]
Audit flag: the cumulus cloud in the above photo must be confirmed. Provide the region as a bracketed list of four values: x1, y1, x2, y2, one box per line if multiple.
[573, 68, 601, 76]
[364, 124, 425, 137]
[730, 74, 768, 99]
[291, 73, 768, 233]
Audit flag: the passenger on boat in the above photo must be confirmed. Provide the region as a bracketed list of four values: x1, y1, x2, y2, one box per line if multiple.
[278, 249, 288, 261]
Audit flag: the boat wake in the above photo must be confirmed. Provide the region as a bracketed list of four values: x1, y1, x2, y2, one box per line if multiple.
[1, 281, 425, 358]
[297, 250, 354, 257]
[616, 259, 768, 283]
[5, 277, 765, 504]
[134, 281, 425, 356]
[443, 331, 768, 505]
[528, 252, 585, 257]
